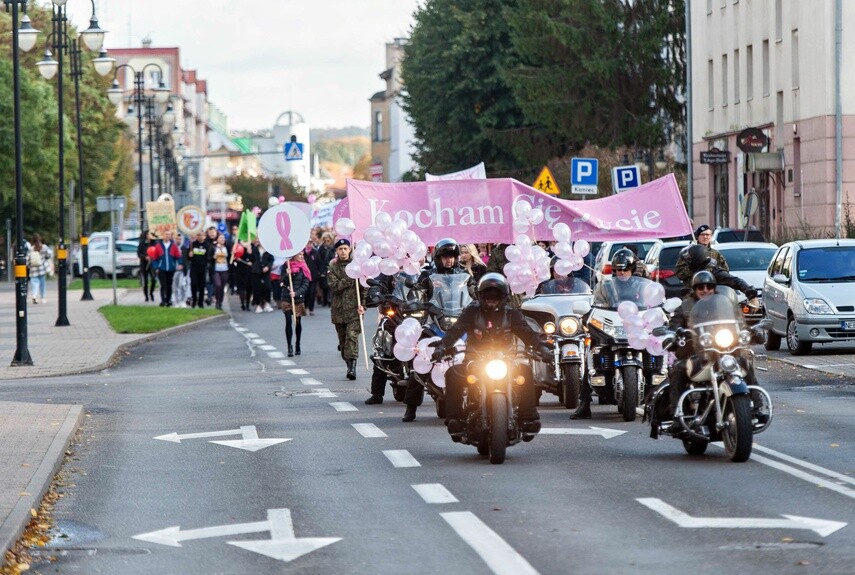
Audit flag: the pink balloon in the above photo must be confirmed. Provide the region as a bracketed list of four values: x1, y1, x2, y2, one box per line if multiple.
[353, 241, 373, 263]
[307, 194, 316, 204]
[413, 355, 433, 374]
[379, 258, 400, 276]
[529, 207, 544, 225]
[646, 336, 665, 356]
[334, 217, 356, 236]
[345, 261, 361, 279]
[573, 240, 590, 257]
[554, 259, 573, 276]
[359, 277, 371, 287]
[403, 260, 422, 275]
[505, 245, 522, 262]
[364, 226, 384, 244]
[628, 331, 649, 351]
[643, 281, 666, 307]
[513, 201, 532, 219]
[373, 240, 392, 258]
[553, 241, 573, 260]
[512, 219, 530, 235]
[393, 342, 417, 362]
[278, 195, 285, 202]
[642, 308, 665, 329]
[552, 222, 571, 243]
[617, 300, 639, 320]
[374, 212, 393, 230]
[361, 259, 380, 278]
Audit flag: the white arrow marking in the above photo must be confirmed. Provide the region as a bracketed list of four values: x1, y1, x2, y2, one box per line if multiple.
[352, 423, 387, 438]
[539, 427, 627, 439]
[154, 426, 290, 452]
[441, 512, 539, 575]
[135, 509, 341, 563]
[330, 402, 357, 412]
[637, 498, 846, 537]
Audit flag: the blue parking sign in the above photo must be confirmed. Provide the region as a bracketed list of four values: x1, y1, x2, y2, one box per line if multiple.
[570, 158, 598, 195]
[611, 165, 641, 194]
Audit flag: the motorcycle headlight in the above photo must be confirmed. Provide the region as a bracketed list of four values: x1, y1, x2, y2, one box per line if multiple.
[485, 359, 508, 381]
[738, 330, 752, 346]
[714, 329, 735, 349]
[543, 322, 556, 335]
[559, 317, 580, 336]
[719, 354, 739, 373]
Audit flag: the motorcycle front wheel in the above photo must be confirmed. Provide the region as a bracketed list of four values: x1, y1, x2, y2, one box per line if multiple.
[489, 394, 509, 464]
[561, 365, 581, 409]
[620, 366, 639, 422]
[722, 395, 753, 462]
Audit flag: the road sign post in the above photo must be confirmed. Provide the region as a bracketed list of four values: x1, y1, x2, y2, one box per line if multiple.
[570, 158, 598, 195]
[96, 195, 126, 305]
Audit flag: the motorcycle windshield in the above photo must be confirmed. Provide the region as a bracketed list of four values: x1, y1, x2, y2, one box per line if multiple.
[392, 273, 422, 302]
[429, 273, 472, 317]
[538, 278, 591, 295]
[689, 292, 743, 328]
[593, 276, 656, 310]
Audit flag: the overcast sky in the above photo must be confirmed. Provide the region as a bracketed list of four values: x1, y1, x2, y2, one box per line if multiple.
[70, 0, 422, 132]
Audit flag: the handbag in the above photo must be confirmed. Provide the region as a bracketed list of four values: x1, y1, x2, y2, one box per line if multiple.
[279, 299, 306, 316]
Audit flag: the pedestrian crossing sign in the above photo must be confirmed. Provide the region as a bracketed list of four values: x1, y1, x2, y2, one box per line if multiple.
[533, 166, 560, 195]
[284, 141, 304, 162]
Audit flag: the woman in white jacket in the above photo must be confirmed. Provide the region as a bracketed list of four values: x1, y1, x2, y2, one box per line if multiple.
[28, 233, 52, 304]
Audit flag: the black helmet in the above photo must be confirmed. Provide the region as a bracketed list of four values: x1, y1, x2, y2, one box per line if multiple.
[691, 270, 716, 289]
[683, 244, 711, 272]
[611, 248, 636, 274]
[433, 238, 460, 270]
[478, 272, 510, 310]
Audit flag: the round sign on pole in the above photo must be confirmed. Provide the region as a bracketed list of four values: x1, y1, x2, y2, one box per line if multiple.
[257, 202, 312, 259]
[176, 205, 205, 237]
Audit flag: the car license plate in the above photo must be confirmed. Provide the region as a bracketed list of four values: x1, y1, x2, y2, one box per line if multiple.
[841, 320, 855, 331]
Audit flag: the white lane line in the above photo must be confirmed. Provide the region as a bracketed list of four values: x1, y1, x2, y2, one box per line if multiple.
[412, 484, 458, 504]
[234, 327, 247, 332]
[245, 333, 260, 339]
[267, 351, 285, 358]
[753, 444, 855, 486]
[441, 511, 539, 575]
[314, 389, 337, 398]
[300, 378, 323, 386]
[383, 450, 421, 468]
[251, 339, 266, 345]
[352, 423, 388, 438]
[330, 402, 357, 412]
[277, 360, 295, 366]
[803, 363, 855, 369]
[288, 369, 310, 375]
[259, 344, 277, 351]
[751, 454, 855, 501]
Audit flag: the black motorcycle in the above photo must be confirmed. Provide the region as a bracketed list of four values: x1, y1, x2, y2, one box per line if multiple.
[645, 289, 773, 462]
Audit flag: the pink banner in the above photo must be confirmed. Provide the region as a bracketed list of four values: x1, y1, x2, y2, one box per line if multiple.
[344, 175, 691, 245]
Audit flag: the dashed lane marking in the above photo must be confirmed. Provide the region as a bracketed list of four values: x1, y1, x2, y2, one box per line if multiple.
[352, 423, 387, 438]
[441, 511, 539, 575]
[288, 369, 310, 375]
[300, 378, 323, 386]
[259, 345, 277, 351]
[412, 484, 458, 504]
[330, 402, 357, 412]
[383, 450, 420, 468]
[277, 360, 295, 366]
[267, 351, 285, 358]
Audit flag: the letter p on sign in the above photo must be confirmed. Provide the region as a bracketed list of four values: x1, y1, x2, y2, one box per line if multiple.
[611, 165, 641, 194]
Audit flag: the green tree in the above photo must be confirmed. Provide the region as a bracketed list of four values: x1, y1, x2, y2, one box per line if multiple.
[226, 174, 301, 211]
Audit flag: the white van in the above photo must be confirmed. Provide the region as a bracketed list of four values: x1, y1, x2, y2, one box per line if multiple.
[73, 232, 140, 279]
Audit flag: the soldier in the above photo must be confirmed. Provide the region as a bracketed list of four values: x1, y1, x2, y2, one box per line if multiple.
[327, 239, 366, 380]
[675, 224, 729, 288]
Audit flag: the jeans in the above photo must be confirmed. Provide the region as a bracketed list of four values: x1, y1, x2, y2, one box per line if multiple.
[30, 274, 46, 300]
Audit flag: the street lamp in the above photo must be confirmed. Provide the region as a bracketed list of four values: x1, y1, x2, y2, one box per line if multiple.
[4, 0, 39, 365]
[145, 99, 175, 202]
[107, 64, 169, 230]
[35, 0, 107, 326]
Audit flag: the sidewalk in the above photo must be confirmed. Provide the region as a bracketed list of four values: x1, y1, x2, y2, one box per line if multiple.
[0, 280, 225, 563]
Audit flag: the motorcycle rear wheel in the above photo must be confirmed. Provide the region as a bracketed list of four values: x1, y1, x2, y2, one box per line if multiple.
[435, 397, 446, 419]
[682, 437, 709, 455]
[489, 394, 508, 464]
[561, 365, 581, 409]
[392, 384, 406, 402]
[620, 366, 638, 422]
[477, 431, 489, 455]
[722, 395, 753, 462]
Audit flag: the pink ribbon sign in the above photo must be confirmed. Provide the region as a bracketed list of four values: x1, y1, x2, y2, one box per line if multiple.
[276, 211, 293, 251]
[257, 202, 312, 258]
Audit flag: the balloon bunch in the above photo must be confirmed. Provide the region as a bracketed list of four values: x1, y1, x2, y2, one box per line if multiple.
[392, 318, 462, 387]
[615, 283, 681, 356]
[550, 222, 591, 277]
[334, 214, 428, 286]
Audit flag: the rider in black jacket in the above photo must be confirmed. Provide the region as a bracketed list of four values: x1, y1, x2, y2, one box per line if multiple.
[430, 273, 549, 437]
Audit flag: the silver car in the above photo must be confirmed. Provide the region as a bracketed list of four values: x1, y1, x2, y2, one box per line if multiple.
[762, 239, 855, 355]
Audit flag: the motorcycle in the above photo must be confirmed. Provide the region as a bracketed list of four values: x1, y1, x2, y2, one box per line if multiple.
[367, 274, 427, 401]
[437, 344, 540, 464]
[586, 275, 668, 422]
[645, 288, 773, 462]
[411, 272, 473, 418]
[521, 282, 592, 408]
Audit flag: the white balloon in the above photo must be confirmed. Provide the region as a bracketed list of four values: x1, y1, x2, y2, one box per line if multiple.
[413, 354, 433, 374]
[529, 207, 544, 225]
[345, 261, 361, 279]
[361, 259, 380, 278]
[364, 226, 384, 244]
[512, 218, 530, 235]
[505, 245, 522, 262]
[374, 212, 393, 230]
[373, 240, 392, 258]
[554, 259, 573, 276]
[642, 282, 666, 308]
[513, 200, 532, 219]
[353, 240, 373, 263]
[553, 241, 573, 260]
[393, 342, 417, 362]
[617, 300, 639, 320]
[411, 241, 428, 259]
[515, 234, 532, 246]
[573, 239, 591, 258]
[334, 218, 356, 236]
[379, 258, 400, 276]
[552, 222, 571, 243]
[403, 260, 422, 275]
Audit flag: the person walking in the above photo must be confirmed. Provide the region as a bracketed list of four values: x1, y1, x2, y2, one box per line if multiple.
[232, 239, 253, 311]
[317, 232, 336, 307]
[279, 252, 311, 356]
[211, 233, 231, 309]
[187, 232, 210, 308]
[27, 234, 52, 304]
[327, 239, 366, 379]
[249, 237, 275, 313]
[302, 240, 322, 316]
[151, 229, 183, 306]
[137, 230, 158, 302]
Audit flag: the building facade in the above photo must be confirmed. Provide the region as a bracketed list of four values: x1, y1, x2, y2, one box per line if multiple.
[692, 0, 855, 240]
[370, 38, 416, 183]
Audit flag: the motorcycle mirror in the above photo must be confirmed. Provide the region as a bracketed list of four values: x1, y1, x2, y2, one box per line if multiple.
[651, 326, 670, 337]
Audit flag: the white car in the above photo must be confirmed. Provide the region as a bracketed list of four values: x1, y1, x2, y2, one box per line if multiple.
[73, 233, 140, 279]
[715, 242, 779, 292]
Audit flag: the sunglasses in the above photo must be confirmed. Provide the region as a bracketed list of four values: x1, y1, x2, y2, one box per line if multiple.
[694, 284, 715, 292]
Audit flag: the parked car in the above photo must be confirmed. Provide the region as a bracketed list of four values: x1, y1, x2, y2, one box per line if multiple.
[715, 242, 778, 325]
[762, 239, 855, 355]
[643, 240, 690, 299]
[711, 227, 767, 244]
[591, 240, 660, 287]
[73, 232, 140, 279]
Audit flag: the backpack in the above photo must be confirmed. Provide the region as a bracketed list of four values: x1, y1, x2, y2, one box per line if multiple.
[29, 250, 43, 267]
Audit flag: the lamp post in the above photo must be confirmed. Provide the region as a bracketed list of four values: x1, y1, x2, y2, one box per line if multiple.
[107, 65, 170, 229]
[145, 98, 175, 201]
[35, 0, 106, 326]
[5, 0, 39, 365]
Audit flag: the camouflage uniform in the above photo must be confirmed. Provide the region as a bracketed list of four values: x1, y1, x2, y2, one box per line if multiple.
[675, 245, 729, 287]
[328, 256, 366, 361]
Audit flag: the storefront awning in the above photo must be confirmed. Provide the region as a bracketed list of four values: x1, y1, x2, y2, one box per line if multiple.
[744, 150, 784, 172]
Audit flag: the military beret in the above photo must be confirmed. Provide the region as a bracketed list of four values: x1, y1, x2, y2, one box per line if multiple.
[334, 239, 351, 249]
[694, 224, 712, 239]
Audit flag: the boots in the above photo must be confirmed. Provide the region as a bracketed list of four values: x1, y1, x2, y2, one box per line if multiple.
[402, 404, 417, 422]
[295, 342, 301, 356]
[287, 344, 294, 357]
[569, 401, 592, 420]
[346, 360, 356, 380]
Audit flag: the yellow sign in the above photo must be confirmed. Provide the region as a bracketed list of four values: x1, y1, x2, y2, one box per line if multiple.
[533, 166, 560, 195]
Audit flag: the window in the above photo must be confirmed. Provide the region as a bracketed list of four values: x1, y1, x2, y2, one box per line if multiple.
[775, 0, 783, 41]
[708, 59, 715, 110]
[770, 247, 788, 276]
[373, 110, 383, 142]
[722, 54, 728, 106]
[762, 40, 770, 96]
[791, 29, 800, 89]
[777, 91, 784, 135]
[746, 45, 754, 100]
[707, 0, 712, 14]
[734, 49, 740, 103]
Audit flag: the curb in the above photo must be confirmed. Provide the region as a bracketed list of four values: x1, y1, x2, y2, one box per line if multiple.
[0, 404, 83, 560]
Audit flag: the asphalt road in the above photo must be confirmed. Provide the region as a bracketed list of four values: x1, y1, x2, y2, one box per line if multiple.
[2, 302, 854, 575]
